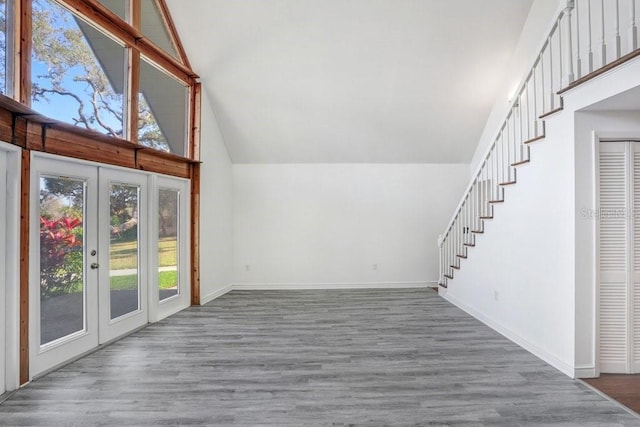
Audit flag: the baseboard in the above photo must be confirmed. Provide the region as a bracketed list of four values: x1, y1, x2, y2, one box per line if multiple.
[443, 293, 575, 378]
[574, 365, 597, 378]
[200, 284, 234, 305]
[231, 281, 433, 291]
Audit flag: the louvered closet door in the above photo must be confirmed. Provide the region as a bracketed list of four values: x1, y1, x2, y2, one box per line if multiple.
[598, 141, 640, 374]
[599, 141, 628, 373]
[633, 142, 640, 373]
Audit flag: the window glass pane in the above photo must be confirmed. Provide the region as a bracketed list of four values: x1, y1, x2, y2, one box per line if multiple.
[31, 0, 126, 138]
[39, 176, 86, 345]
[109, 183, 140, 320]
[138, 58, 187, 156]
[97, 0, 129, 22]
[0, 0, 9, 95]
[158, 188, 179, 301]
[140, 0, 178, 59]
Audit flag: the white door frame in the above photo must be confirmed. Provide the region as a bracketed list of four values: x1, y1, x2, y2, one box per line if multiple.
[151, 174, 191, 322]
[594, 133, 640, 375]
[97, 168, 150, 343]
[0, 142, 20, 394]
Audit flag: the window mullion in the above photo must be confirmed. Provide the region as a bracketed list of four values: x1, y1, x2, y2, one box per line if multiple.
[17, 0, 31, 105]
[127, 47, 140, 144]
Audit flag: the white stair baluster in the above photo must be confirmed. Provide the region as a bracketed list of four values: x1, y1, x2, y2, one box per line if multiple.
[562, 0, 575, 86]
[630, 0, 638, 50]
[615, 0, 622, 58]
[587, 0, 594, 72]
[601, 0, 608, 66]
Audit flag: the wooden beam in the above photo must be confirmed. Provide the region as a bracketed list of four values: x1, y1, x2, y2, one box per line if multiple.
[19, 148, 30, 385]
[131, 0, 141, 30]
[59, 0, 198, 84]
[136, 148, 192, 178]
[17, 0, 31, 105]
[190, 162, 201, 306]
[189, 82, 202, 161]
[126, 48, 140, 143]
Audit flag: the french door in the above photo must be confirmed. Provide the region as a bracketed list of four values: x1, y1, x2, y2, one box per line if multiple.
[29, 154, 190, 377]
[598, 140, 640, 374]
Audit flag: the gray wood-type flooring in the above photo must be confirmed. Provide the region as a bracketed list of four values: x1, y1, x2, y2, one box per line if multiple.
[1, 288, 639, 426]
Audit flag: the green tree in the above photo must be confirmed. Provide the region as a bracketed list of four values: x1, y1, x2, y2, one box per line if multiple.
[31, 0, 170, 150]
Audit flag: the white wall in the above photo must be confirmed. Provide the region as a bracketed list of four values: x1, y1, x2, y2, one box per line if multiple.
[443, 109, 577, 377]
[198, 93, 234, 303]
[470, 0, 562, 173]
[233, 163, 468, 288]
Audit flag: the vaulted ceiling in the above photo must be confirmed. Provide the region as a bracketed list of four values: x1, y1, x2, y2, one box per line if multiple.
[167, 0, 533, 163]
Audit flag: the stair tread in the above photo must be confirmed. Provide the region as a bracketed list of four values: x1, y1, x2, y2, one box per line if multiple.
[524, 134, 545, 144]
[500, 181, 517, 186]
[463, 243, 475, 247]
[488, 200, 504, 204]
[511, 159, 530, 166]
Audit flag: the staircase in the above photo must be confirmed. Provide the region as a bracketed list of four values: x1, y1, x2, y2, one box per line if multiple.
[438, 0, 640, 288]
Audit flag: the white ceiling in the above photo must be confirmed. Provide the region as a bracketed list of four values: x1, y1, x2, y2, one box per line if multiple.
[166, 0, 533, 163]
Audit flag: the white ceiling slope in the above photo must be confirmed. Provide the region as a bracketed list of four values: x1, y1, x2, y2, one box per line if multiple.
[167, 0, 533, 163]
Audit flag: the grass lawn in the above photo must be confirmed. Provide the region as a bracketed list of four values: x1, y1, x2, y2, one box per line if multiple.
[110, 236, 177, 270]
[110, 270, 178, 290]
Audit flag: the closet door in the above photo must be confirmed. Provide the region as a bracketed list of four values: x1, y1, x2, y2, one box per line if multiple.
[598, 140, 640, 374]
[599, 141, 628, 373]
[633, 142, 640, 372]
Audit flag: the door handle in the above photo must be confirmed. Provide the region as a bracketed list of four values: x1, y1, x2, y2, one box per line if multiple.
[90, 263, 99, 270]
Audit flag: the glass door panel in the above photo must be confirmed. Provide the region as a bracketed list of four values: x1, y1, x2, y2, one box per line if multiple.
[109, 183, 141, 319]
[39, 176, 86, 345]
[158, 188, 179, 301]
[153, 175, 189, 321]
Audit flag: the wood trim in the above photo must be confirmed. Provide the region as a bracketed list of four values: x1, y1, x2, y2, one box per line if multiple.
[60, 0, 198, 84]
[558, 48, 640, 95]
[19, 149, 30, 385]
[511, 159, 530, 166]
[523, 135, 545, 145]
[127, 48, 140, 143]
[443, 274, 453, 280]
[136, 39, 197, 85]
[438, 282, 448, 288]
[60, 0, 138, 46]
[190, 163, 201, 305]
[18, 0, 31, 105]
[131, 0, 141, 30]
[499, 180, 517, 186]
[479, 216, 493, 219]
[488, 200, 504, 204]
[463, 243, 475, 247]
[457, 254, 467, 259]
[539, 106, 563, 119]
[0, 110, 13, 142]
[471, 230, 484, 234]
[450, 265, 460, 270]
[190, 83, 202, 161]
[156, 0, 191, 70]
